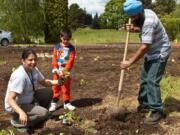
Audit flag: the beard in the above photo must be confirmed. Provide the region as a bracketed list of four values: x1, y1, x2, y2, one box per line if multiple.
[133, 13, 145, 28]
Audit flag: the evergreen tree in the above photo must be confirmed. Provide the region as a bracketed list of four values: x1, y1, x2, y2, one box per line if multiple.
[84, 14, 93, 26]
[92, 13, 100, 29]
[68, 4, 86, 29]
[44, 0, 68, 43]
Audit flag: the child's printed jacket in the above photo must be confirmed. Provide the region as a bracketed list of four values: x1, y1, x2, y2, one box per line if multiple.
[52, 43, 75, 73]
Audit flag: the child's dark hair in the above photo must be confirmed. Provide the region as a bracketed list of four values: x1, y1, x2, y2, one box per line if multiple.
[22, 48, 37, 60]
[60, 27, 72, 39]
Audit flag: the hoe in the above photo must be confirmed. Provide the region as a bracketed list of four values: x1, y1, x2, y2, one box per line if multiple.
[107, 18, 131, 120]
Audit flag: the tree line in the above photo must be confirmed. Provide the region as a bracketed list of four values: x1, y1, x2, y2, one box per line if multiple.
[0, 0, 178, 43]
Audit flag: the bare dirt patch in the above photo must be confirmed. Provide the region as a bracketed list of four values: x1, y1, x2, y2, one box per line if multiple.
[0, 44, 180, 135]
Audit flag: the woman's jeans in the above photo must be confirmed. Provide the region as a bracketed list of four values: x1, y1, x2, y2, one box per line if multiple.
[11, 87, 52, 128]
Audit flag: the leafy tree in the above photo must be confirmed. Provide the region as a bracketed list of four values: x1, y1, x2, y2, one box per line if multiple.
[44, 0, 68, 43]
[140, 0, 153, 9]
[172, 4, 180, 18]
[68, 4, 87, 29]
[161, 16, 180, 41]
[99, 0, 127, 29]
[153, 0, 176, 15]
[92, 13, 100, 29]
[0, 0, 44, 43]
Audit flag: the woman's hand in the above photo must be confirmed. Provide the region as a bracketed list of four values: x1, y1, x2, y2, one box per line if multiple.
[49, 80, 58, 85]
[8, 91, 28, 126]
[39, 79, 59, 86]
[19, 110, 28, 126]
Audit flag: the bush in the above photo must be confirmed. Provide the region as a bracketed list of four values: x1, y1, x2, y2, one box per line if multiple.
[161, 17, 180, 41]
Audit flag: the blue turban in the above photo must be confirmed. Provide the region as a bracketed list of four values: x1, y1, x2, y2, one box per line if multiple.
[123, 0, 143, 16]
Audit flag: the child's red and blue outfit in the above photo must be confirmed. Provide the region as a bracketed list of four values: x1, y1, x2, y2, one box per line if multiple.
[52, 43, 75, 102]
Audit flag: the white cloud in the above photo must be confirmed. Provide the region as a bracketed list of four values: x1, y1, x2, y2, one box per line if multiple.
[68, 0, 109, 16]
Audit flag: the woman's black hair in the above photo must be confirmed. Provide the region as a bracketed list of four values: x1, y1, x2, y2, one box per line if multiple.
[59, 27, 72, 39]
[21, 48, 37, 60]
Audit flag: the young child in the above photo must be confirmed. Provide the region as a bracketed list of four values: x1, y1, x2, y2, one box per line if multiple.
[49, 27, 76, 112]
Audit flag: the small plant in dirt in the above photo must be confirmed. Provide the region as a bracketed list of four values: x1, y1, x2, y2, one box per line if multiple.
[59, 112, 97, 134]
[0, 128, 16, 135]
[94, 56, 100, 61]
[79, 79, 87, 86]
[58, 69, 70, 85]
[85, 128, 97, 134]
[0, 58, 6, 66]
[46, 132, 64, 135]
[80, 120, 97, 134]
[59, 111, 82, 125]
[62, 69, 70, 78]
[46, 133, 54, 135]
[79, 56, 84, 60]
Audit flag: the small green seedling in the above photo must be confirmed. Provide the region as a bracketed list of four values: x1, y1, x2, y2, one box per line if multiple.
[0, 128, 16, 135]
[46, 133, 54, 135]
[58, 69, 70, 85]
[79, 56, 84, 60]
[0, 58, 6, 66]
[79, 79, 87, 86]
[63, 69, 70, 78]
[59, 111, 82, 125]
[94, 56, 100, 61]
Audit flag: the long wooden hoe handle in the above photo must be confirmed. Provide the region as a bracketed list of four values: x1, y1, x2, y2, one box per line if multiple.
[116, 18, 131, 106]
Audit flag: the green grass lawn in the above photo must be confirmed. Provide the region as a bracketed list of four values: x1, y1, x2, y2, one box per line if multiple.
[71, 28, 139, 45]
[161, 76, 180, 102]
[32, 28, 180, 45]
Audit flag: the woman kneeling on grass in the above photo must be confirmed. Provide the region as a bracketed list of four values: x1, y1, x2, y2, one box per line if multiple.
[4, 48, 58, 133]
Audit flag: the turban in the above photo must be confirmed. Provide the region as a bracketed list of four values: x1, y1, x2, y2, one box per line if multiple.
[123, 0, 143, 16]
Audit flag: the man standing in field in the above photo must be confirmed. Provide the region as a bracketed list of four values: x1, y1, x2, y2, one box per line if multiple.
[120, 0, 171, 124]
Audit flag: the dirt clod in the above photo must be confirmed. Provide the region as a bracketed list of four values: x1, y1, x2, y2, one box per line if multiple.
[105, 106, 129, 121]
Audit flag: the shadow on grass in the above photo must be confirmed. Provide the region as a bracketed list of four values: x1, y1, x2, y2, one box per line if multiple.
[164, 96, 180, 114]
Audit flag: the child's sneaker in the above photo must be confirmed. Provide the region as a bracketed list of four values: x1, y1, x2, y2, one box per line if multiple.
[49, 102, 58, 112]
[64, 103, 76, 111]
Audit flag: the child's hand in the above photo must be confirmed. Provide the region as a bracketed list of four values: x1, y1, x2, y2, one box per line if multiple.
[52, 68, 60, 74]
[59, 71, 64, 76]
[58, 76, 66, 85]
